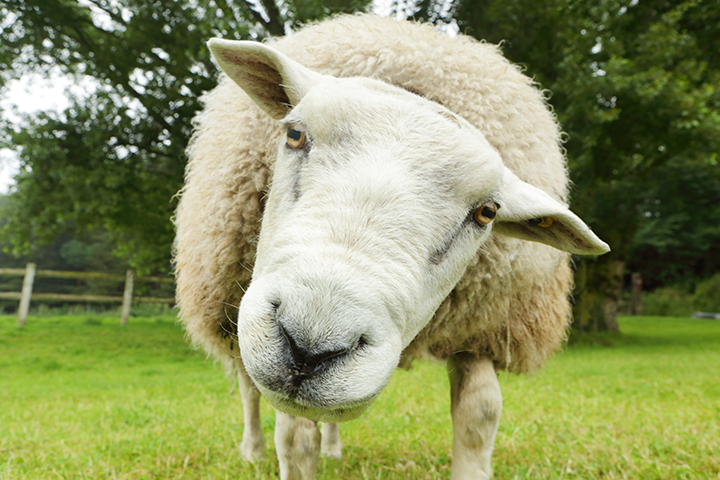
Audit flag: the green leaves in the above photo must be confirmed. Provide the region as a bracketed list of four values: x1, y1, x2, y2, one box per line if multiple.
[1, 0, 222, 270]
[631, 158, 720, 289]
[2, 0, 717, 291]
[452, 0, 720, 328]
[0, 0, 372, 272]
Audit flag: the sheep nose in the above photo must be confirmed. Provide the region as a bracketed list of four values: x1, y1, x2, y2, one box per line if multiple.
[278, 321, 350, 378]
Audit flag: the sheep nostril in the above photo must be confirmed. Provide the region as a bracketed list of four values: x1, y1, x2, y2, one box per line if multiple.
[278, 321, 350, 376]
[307, 347, 350, 373]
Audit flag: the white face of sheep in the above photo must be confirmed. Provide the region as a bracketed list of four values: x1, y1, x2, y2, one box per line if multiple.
[208, 39, 609, 422]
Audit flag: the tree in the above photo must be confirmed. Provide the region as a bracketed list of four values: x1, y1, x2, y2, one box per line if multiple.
[0, 193, 132, 312]
[452, 0, 720, 330]
[3, 0, 718, 325]
[0, 0, 371, 273]
[629, 158, 720, 291]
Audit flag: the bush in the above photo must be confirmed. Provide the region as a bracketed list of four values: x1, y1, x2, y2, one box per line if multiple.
[693, 274, 720, 313]
[642, 287, 693, 317]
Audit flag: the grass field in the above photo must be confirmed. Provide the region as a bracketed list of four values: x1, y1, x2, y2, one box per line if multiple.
[1, 314, 718, 479]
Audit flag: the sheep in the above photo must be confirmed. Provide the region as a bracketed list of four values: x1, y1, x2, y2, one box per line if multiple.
[174, 14, 609, 480]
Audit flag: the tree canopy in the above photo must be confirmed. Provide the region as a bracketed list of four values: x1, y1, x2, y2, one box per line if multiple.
[1, 0, 718, 326]
[453, 0, 720, 329]
[0, 0, 371, 272]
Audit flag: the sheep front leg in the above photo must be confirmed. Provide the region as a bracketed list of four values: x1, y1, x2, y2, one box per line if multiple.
[320, 422, 342, 459]
[447, 353, 502, 480]
[274, 410, 321, 480]
[237, 361, 265, 461]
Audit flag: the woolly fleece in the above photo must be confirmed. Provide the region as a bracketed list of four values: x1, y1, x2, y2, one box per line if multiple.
[174, 14, 574, 375]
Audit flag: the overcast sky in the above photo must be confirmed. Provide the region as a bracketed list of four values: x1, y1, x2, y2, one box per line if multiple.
[0, 2, 453, 196]
[0, 73, 81, 194]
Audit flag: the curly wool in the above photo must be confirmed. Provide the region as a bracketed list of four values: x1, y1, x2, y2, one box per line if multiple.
[174, 14, 573, 375]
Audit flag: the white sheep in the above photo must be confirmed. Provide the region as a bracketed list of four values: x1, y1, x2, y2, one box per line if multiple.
[174, 14, 609, 480]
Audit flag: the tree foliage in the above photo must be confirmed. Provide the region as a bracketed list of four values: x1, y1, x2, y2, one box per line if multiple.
[452, 0, 720, 329]
[0, 194, 133, 312]
[0, 0, 371, 272]
[1, 0, 718, 324]
[630, 158, 720, 290]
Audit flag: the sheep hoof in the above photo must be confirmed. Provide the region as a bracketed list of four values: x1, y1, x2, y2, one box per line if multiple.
[239, 438, 265, 462]
[320, 422, 342, 459]
[320, 447, 342, 460]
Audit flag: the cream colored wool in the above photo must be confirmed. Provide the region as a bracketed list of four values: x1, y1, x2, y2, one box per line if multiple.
[175, 14, 573, 375]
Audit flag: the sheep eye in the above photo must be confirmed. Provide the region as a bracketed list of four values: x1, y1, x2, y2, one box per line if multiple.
[528, 217, 554, 228]
[473, 202, 498, 226]
[286, 127, 306, 149]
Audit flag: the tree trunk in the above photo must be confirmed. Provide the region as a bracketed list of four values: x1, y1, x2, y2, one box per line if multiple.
[572, 256, 624, 332]
[631, 272, 643, 315]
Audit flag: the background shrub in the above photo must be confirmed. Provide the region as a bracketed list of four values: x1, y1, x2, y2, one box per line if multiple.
[693, 273, 720, 313]
[642, 287, 693, 317]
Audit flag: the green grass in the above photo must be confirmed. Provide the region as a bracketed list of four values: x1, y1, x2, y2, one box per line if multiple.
[1, 315, 718, 479]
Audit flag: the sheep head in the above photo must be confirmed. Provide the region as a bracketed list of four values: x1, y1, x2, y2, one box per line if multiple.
[208, 39, 609, 422]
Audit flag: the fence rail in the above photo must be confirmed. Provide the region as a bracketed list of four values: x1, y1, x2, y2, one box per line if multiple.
[0, 263, 175, 326]
[0, 292, 173, 303]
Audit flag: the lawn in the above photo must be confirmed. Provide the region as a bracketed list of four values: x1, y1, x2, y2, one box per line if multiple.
[1, 314, 718, 479]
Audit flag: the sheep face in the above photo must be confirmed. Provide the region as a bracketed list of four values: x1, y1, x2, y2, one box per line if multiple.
[239, 80, 506, 421]
[208, 40, 609, 422]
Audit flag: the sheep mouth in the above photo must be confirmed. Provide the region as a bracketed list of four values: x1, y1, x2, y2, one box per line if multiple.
[257, 383, 378, 422]
[244, 345, 382, 421]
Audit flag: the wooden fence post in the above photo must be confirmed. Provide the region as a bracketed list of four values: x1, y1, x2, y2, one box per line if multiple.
[631, 272, 643, 316]
[17, 262, 36, 326]
[120, 269, 135, 325]
[1, 266, 174, 317]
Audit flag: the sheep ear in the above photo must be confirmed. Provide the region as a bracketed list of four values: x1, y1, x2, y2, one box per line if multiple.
[492, 168, 610, 255]
[207, 39, 324, 120]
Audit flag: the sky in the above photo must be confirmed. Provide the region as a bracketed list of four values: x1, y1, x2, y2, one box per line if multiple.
[0, 72, 99, 194]
[0, 0, 453, 195]
[0, 0, 116, 194]
[0, 74, 77, 194]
